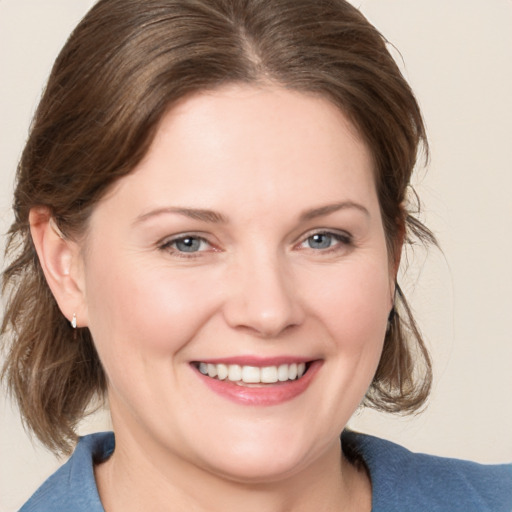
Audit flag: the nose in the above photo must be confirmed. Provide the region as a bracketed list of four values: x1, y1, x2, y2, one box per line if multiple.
[222, 252, 304, 338]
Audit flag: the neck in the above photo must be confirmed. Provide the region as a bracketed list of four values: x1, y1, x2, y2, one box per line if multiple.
[95, 426, 371, 512]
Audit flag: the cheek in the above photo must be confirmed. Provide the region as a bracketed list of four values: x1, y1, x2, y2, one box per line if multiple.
[83, 254, 220, 363]
[308, 256, 391, 405]
[313, 260, 391, 343]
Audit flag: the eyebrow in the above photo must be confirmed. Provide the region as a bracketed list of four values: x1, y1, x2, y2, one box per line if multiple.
[135, 207, 227, 224]
[299, 201, 370, 221]
[134, 201, 369, 226]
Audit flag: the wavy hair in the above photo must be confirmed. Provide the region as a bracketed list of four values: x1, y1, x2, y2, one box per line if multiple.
[2, 0, 434, 454]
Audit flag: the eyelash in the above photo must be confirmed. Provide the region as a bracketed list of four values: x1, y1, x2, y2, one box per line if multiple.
[296, 230, 353, 253]
[158, 234, 213, 259]
[158, 230, 353, 259]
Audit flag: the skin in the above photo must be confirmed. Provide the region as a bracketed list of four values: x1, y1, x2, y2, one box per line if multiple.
[31, 85, 397, 511]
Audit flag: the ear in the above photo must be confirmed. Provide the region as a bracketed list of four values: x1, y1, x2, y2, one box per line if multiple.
[29, 207, 88, 328]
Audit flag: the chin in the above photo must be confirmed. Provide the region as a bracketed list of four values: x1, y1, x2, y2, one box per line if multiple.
[192, 427, 329, 484]
[203, 451, 308, 485]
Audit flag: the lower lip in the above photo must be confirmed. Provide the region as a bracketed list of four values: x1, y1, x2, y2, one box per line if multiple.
[193, 361, 322, 406]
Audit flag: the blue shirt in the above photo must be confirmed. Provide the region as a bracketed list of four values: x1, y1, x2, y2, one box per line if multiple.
[20, 431, 512, 511]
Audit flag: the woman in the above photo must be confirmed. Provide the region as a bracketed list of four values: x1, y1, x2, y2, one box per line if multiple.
[1, 0, 511, 510]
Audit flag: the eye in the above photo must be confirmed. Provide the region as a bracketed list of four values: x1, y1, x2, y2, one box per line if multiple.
[160, 235, 211, 255]
[307, 233, 335, 249]
[298, 231, 352, 251]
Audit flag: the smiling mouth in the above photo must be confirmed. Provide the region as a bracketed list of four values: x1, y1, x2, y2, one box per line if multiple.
[193, 362, 310, 385]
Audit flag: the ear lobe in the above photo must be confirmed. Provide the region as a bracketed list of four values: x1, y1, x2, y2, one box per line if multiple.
[29, 207, 87, 327]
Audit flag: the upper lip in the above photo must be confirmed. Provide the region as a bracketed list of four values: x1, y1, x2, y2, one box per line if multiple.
[191, 356, 315, 367]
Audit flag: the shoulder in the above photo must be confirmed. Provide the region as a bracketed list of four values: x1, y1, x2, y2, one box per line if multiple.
[19, 432, 114, 512]
[342, 430, 512, 512]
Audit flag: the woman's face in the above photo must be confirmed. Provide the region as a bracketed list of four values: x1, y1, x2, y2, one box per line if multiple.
[77, 86, 394, 481]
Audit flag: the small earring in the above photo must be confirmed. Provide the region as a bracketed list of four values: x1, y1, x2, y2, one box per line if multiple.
[71, 313, 77, 329]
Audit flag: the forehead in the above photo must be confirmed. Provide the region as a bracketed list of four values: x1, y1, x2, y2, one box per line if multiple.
[95, 85, 378, 221]
[160, 85, 370, 161]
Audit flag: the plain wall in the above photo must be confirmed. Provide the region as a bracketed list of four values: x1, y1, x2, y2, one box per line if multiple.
[1, 0, 511, 510]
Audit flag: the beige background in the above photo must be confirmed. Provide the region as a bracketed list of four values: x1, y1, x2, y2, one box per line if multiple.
[1, 1, 511, 510]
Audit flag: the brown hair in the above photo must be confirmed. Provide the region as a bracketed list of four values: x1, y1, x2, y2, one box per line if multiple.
[2, 0, 434, 455]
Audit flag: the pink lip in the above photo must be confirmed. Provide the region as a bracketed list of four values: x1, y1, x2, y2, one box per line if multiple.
[192, 359, 323, 406]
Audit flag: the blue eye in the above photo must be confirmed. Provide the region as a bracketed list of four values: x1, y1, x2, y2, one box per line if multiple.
[161, 235, 209, 255]
[174, 237, 202, 252]
[299, 231, 352, 252]
[307, 233, 334, 249]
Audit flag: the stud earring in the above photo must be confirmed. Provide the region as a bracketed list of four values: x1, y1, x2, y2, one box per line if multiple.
[71, 313, 77, 329]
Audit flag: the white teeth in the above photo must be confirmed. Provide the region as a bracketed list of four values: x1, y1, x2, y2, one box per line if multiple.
[228, 364, 242, 381]
[242, 366, 261, 383]
[277, 364, 289, 382]
[217, 363, 228, 380]
[197, 362, 309, 383]
[207, 363, 217, 378]
[260, 366, 278, 383]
